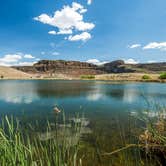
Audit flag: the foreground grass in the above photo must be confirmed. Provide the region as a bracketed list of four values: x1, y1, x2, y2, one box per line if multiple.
[0, 116, 82, 166]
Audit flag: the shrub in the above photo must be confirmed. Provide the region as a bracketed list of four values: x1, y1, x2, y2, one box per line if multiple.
[159, 72, 166, 80]
[0, 75, 4, 79]
[142, 75, 151, 80]
[81, 75, 95, 79]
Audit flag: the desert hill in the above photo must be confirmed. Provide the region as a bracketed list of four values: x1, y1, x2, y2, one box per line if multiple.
[0, 66, 32, 79]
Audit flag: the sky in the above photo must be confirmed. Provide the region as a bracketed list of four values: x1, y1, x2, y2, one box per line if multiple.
[0, 0, 166, 66]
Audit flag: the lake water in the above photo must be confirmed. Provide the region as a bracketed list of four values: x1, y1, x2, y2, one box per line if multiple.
[0, 80, 166, 165]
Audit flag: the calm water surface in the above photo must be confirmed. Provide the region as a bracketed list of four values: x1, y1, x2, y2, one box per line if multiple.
[0, 80, 165, 165]
[0, 80, 165, 116]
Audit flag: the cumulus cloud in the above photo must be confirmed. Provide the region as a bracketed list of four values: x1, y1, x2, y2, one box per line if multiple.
[86, 59, 108, 66]
[52, 52, 60, 56]
[0, 53, 36, 66]
[68, 32, 91, 42]
[124, 59, 139, 64]
[34, 2, 94, 31]
[34, 2, 95, 42]
[17, 62, 36, 66]
[87, 0, 92, 5]
[129, 44, 141, 49]
[48, 29, 73, 35]
[48, 30, 57, 35]
[24, 54, 35, 59]
[143, 42, 166, 51]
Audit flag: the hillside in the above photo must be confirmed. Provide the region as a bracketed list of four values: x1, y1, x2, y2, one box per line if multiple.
[0, 66, 32, 79]
[13, 60, 105, 76]
[13, 60, 166, 77]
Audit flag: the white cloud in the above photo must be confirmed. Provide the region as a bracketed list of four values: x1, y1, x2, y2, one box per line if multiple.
[34, 2, 95, 41]
[0, 54, 22, 66]
[68, 32, 91, 42]
[87, 0, 92, 5]
[86, 59, 108, 66]
[52, 52, 60, 56]
[17, 61, 36, 66]
[49, 29, 73, 35]
[0, 53, 36, 66]
[57, 29, 73, 34]
[129, 44, 141, 49]
[124, 59, 139, 64]
[24, 54, 35, 59]
[48, 30, 57, 35]
[147, 60, 156, 63]
[143, 42, 166, 51]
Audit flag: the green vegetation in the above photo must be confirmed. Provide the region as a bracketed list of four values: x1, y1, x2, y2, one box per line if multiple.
[1, 107, 166, 165]
[80, 75, 95, 79]
[0, 116, 82, 166]
[159, 72, 166, 79]
[142, 74, 151, 80]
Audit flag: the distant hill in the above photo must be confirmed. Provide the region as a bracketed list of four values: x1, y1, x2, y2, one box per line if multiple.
[12, 60, 166, 77]
[0, 66, 32, 79]
[13, 60, 105, 76]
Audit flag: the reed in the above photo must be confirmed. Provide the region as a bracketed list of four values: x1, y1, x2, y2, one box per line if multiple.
[0, 115, 83, 166]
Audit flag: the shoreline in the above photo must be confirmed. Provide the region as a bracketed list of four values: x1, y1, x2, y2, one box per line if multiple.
[0, 73, 165, 83]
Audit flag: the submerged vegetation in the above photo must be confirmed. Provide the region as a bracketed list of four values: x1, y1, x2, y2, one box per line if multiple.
[1, 105, 166, 165]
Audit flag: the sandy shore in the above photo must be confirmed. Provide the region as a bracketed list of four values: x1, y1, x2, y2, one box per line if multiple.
[0, 72, 165, 83]
[95, 73, 166, 82]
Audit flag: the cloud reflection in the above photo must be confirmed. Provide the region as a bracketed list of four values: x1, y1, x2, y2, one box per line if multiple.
[0, 81, 39, 104]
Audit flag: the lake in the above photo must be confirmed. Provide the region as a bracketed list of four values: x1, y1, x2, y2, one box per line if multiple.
[0, 80, 166, 165]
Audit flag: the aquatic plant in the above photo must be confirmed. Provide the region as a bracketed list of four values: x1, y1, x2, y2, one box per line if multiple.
[0, 116, 83, 166]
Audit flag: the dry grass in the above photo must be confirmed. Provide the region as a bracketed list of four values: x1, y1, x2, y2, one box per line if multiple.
[95, 73, 165, 82]
[0, 66, 32, 79]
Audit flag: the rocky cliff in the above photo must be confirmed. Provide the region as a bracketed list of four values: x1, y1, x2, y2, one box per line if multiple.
[13, 60, 166, 77]
[14, 60, 105, 76]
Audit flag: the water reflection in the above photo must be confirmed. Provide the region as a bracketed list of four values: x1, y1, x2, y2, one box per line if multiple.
[38, 117, 92, 147]
[0, 81, 165, 112]
[0, 81, 39, 104]
[86, 84, 104, 101]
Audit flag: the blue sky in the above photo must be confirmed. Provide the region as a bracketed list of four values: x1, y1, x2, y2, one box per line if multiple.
[0, 0, 166, 66]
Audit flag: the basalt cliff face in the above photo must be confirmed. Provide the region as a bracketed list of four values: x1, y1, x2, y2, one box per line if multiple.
[13, 60, 166, 77]
[14, 60, 105, 76]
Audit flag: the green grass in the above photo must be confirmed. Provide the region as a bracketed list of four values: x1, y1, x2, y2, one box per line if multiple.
[0, 116, 82, 166]
[159, 72, 166, 79]
[142, 75, 151, 80]
[80, 75, 95, 79]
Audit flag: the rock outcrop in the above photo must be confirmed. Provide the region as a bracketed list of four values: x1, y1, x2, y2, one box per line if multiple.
[13, 60, 166, 77]
[103, 60, 135, 73]
[14, 60, 105, 76]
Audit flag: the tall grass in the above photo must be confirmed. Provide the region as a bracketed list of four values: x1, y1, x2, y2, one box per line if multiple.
[0, 116, 83, 166]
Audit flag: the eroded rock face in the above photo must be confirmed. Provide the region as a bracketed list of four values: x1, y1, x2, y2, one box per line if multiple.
[14, 60, 105, 76]
[34, 60, 97, 72]
[12, 60, 166, 76]
[103, 60, 134, 73]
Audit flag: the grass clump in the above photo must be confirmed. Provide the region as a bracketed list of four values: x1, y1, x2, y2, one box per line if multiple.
[81, 75, 95, 79]
[0, 116, 83, 166]
[142, 75, 151, 80]
[159, 72, 166, 80]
